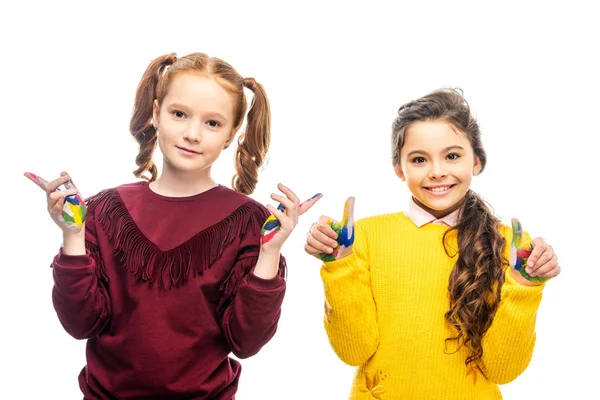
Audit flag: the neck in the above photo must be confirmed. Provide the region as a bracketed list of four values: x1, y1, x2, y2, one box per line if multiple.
[151, 164, 217, 197]
[413, 196, 464, 220]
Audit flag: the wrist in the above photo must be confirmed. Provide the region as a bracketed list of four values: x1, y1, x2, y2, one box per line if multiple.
[253, 248, 281, 279]
[509, 267, 545, 286]
[62, 228, 86, 256]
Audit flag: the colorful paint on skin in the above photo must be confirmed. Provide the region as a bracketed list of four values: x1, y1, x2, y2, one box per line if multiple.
[25, 172, 87, 230]
[510, 218, 548, 283]
[261, 193, 322, 245]
[318, 197, 355, 262]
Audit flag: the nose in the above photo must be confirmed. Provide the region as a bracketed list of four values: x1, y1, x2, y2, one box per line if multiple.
[428, 161, 447, 179]
[183, 121, 202, 143]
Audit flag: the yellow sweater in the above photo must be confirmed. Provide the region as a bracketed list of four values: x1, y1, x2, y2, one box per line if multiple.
[321, 212, 545, 400]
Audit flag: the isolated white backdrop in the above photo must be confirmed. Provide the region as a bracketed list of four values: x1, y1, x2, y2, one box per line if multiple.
[1, 1, 598, 399]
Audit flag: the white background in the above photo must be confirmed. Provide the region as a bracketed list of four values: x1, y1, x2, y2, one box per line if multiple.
[1, 1, 598, 399]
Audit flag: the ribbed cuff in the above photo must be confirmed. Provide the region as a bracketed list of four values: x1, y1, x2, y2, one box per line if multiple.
[54, 248, 94, 269]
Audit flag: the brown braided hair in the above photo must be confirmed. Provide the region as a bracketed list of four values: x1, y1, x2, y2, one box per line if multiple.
[391, 88, 507, 374]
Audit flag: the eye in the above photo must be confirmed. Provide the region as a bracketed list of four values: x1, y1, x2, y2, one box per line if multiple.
[172, 110, 186, 119]
[207, 120, 221, 128]
[411, 156, 426, 164]
[446, 153, 460, 160]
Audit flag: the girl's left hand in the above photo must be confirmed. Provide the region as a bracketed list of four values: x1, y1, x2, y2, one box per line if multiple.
[261, 183, 322, 252]
[510, 218, 560, 285]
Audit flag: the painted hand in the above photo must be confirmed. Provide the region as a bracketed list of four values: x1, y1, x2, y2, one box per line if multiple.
[304, 196, 355, 261]
[260, 184, 322, 251]
[510, 218, 560, 283]
[24, 171, 87, 232]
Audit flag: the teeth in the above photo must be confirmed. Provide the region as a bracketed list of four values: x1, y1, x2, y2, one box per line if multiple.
[430, 186, 450, 192]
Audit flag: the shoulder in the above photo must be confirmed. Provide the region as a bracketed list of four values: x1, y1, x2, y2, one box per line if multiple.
[213, 186, 270, 222]
[84, 181, 142, 202]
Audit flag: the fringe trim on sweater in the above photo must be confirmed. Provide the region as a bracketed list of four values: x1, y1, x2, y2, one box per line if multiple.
[216, 253, 287, 316]
[86, 241, 109, 282]
[85, 188, 271, 291]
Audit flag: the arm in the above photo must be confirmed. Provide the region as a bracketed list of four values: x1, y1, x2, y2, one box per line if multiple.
[220, 250, 286, 359]
[482, 228, 544, 383]
[219, 185, 320, 358]
[481, 267, 544, 384]
[320, 221, 379, 366]
[52, 197, 111, 340]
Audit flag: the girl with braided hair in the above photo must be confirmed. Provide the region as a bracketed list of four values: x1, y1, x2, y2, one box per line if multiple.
[304, 88, 560, 399]
[25, 52, 320, 399]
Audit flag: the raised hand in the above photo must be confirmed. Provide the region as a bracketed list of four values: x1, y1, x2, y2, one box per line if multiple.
[305, 196, 355, 262]
[24, 171, 87, 232]
[510, 218, 560, 284]
[260, 184, 322, 251]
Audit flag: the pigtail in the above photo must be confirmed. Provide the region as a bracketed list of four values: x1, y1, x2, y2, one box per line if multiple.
[129, 53, 177, 181]
[231, 77, 271, 195]
[443, 190, 507, 374]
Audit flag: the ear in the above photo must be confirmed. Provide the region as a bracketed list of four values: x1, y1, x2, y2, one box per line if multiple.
[473, 156, 482, 175]
[394, 164, 406, 181]
[224, 129, 236, 148]
[152, 99, 160, 128]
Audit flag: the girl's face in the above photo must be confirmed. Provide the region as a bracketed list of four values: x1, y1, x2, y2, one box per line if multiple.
[395, 120, 481, 219]
[153, 72, 235, 179]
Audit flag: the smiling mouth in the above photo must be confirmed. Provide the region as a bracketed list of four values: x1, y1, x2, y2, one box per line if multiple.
[425, 184, 456, 193]
[177, 146, 200, 154]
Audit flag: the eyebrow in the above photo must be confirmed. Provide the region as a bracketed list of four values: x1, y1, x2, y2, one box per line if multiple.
[406, 145, 465, 158]
[167, 102, 228, 121]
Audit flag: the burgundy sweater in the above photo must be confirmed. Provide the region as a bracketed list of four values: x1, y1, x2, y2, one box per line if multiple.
[51, 182, 286, 399]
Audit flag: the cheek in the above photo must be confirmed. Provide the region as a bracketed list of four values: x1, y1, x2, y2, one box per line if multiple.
[404, 173, 423, 188]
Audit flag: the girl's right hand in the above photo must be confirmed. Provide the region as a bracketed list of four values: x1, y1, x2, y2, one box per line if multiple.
[305, 197, 355, 262]
[24, 171, 86, 234]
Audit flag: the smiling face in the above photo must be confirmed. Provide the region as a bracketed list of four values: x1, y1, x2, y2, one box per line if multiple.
[152, 72, 236, 179]
[395, 120, 481, 219]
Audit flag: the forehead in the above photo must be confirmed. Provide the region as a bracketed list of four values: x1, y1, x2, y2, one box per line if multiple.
[163, 72, 234, 116]
[402, 120, 471, 151]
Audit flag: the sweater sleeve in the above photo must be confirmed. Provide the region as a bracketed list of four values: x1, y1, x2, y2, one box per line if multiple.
[320, 221, 379, 366]
[482, 228, 544, 384]
[51, 198, 111, 340]
[219, 203, 286, 359]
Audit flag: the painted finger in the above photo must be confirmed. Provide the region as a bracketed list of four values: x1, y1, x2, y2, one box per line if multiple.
[298, 193, 323, 216]
[48, 174, 73, 193]
[537, 263, 561, 279]
[530, 258, 558, 277]
[528, 246, 554, 274]
[316, 222, 338, 240]
[24, 172, 51, 192]
[526, 237, 547, 268]
[304, 243, 325, 256]
[311, 227, 339, 248]
[306, 235, 334, 254]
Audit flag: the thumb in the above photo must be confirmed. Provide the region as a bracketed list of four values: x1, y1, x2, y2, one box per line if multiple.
[511, 217, 523, 249]
[510, 217, 532, 270]
[338, 197, 355, 247]
[61, 171, 78, 191]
